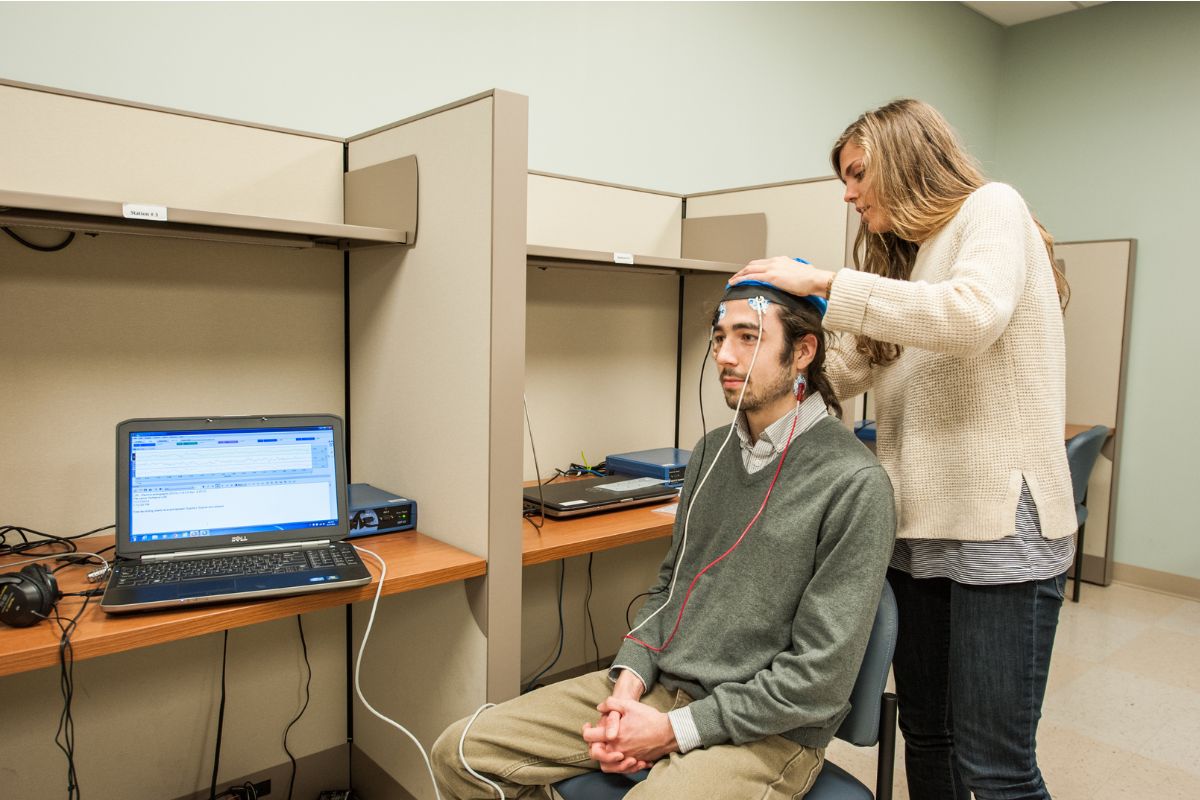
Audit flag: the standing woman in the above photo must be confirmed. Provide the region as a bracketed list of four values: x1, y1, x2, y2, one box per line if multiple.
[730, 99, 1075, 800]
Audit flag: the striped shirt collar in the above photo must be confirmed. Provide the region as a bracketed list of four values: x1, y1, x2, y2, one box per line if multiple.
[735, 393, 829, 474]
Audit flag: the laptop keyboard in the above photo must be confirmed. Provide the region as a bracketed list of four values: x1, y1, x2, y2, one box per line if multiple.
[114, 542, 360, 587]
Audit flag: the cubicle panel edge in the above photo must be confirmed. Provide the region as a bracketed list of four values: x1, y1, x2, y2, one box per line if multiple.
[842, 201, 867, 429]
[684, 173, 841, 197]
[488, 90, 531, 703]
[528, 169, 684, 197]
[0, 76, 345, 141]
[1058, 238, 1136, 586]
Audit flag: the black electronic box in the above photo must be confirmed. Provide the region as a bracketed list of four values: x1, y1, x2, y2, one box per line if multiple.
[347, 483, 418, 538]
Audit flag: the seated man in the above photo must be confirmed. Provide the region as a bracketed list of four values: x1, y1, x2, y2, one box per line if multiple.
[431, 282, 895, 799]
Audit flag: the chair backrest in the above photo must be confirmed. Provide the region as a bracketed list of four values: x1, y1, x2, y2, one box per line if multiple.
[836, 580, 898, 746]
[1066, 425, 1108, 505]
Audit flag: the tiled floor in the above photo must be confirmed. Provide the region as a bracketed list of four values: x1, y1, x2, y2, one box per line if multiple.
[826, 581, 1200, 799]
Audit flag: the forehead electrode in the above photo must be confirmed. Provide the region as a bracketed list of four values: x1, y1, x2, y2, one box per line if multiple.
[747, 296, 770, 314]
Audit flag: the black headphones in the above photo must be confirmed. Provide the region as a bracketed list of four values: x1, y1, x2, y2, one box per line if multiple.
[0, 563, 62, 627]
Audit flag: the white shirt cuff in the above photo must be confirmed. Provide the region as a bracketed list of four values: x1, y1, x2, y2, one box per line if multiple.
[667, 707, 702, 754]
[608, 665, 647, 694]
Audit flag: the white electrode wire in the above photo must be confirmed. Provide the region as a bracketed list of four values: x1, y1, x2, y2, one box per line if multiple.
[351, 545, 444, 800]
[626, 303, 764, 640]
[457, 703, 505, 798]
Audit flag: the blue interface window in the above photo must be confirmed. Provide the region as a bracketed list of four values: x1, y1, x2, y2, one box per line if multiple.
[128, 426, 338, 543]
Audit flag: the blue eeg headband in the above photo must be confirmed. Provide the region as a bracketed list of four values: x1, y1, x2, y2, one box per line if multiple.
[721, 281, 829, 318]
[721, 255, 829, 317]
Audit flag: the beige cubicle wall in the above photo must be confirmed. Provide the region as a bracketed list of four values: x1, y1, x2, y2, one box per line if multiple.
[0, 80, 345, 224]
[528, 172, 683, 257]
[346, 90, 528, 798]
[0, 82, 350, 799]
[524, 267, 681, 479]
[1059, 239, 1135, 586]
[521, 174, 686, 682]
[0, 235, 346, 531]
[524, 173, 689, 480]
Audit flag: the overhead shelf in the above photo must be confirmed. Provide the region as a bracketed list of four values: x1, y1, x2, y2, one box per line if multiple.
[0, 189, 409, 249]
[0, 154, 420, 250]
[527, 244, 740, 275]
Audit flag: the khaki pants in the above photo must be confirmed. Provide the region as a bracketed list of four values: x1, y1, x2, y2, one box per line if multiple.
[431, 670, 824, 800]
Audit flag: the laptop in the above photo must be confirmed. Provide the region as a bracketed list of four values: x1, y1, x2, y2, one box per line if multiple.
[523, 474, 680, 519]
[101, 414, 372, 614]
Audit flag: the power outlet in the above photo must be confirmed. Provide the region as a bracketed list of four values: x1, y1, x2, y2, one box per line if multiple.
[251, 779, 271, 797]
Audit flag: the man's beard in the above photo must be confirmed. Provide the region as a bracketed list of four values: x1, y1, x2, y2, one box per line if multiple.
[721, 365, 792, 412]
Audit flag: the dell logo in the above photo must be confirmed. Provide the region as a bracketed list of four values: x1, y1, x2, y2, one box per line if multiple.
[231, 535, 249, 543]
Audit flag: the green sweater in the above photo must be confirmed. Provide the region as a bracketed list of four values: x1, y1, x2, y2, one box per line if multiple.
[613, 417, 895, 749]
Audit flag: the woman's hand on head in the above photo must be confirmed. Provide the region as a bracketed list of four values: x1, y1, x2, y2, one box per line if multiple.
[729, 256, 836, 299]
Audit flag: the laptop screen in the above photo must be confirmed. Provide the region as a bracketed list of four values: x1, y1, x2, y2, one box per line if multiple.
[116, 415, 348, 556]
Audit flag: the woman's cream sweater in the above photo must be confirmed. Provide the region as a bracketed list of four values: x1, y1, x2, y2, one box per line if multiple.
[824, 182, 1076, 541]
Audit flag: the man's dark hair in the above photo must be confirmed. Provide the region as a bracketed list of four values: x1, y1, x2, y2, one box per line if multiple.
[776, 302, 842, 419]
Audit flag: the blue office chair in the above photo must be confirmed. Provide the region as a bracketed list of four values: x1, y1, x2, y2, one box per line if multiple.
[554, 583, 899, 800]
[1065, 425, 1109, 603]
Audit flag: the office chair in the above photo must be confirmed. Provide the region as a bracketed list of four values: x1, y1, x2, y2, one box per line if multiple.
[1065, 425, 1109, 603]
[553, 583, 899, 800]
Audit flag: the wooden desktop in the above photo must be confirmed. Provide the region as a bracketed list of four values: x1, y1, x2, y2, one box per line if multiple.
[0, 530, 485, 679]
[522, 501, 677, 567]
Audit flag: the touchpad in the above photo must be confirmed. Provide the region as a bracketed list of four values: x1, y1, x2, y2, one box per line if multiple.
[178, 580, 238, 600]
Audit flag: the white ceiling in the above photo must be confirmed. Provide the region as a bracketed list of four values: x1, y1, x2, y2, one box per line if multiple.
[963, 1, 1106, 27]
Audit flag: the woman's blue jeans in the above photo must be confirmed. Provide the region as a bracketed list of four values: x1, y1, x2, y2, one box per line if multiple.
[887, 568, 1066, 800]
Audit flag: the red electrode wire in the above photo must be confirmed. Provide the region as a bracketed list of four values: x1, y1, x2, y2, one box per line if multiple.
[623, 407, 801, 654]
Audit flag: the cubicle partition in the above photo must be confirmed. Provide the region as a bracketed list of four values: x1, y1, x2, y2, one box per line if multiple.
[1058, 239, 1135, 587]
[0, 79, 515, 800]
[345, 90, 528, 797]
[0, 80, 352, 799]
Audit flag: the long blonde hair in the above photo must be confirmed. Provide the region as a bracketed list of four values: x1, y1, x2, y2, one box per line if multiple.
[831, 99, 1068, 366]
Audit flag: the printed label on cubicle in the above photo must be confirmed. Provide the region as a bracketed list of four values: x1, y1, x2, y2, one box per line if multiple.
[613, 252, 634, 265]
[122, 203, 169, 222]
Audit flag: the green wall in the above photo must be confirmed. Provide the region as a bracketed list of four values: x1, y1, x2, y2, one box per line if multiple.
[994, 2, 1200, 580]
[0, 2, 1001, 190]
